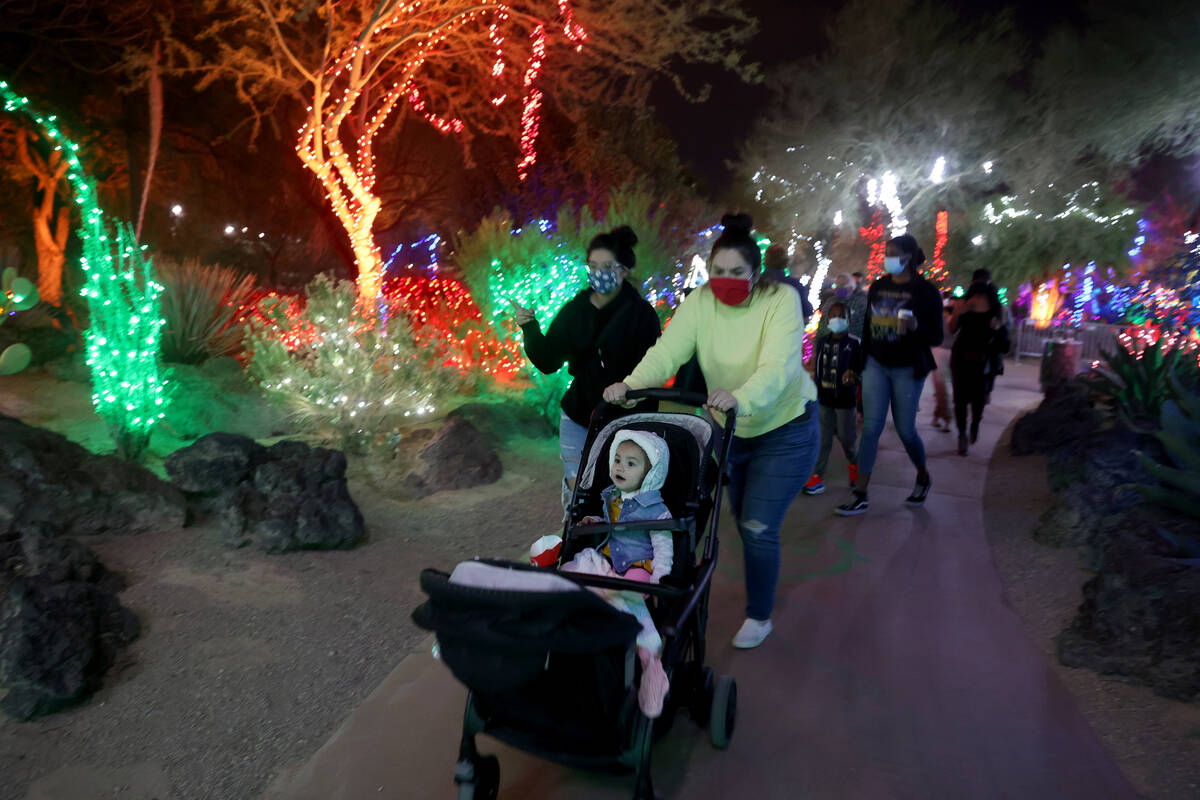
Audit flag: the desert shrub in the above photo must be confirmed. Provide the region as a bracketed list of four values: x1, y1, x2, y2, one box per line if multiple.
[158, 258, 256, 364]
[243, 274, 454, 452]
[1088, 334, 1199, 425]
[1129, 368, 1200, 524]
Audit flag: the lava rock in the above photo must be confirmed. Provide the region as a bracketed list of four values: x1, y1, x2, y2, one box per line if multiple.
[167, 434, 365, 553]
[164, 432, 264, 492]
[1032, 425, 1157, 549]
[0, 524, 138, 721]
[1057, 517, 1200, 701]
[0, 414, 186, 537]
[1011, 381, 1099, 456]
[404, 416, 502, 498]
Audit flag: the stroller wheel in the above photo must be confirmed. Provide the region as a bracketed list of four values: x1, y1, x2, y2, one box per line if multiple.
[455, 754, 499, 800]
[709, 675, 737, 750]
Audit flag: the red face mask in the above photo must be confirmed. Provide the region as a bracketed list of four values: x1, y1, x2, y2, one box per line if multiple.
[709, 276, 752, 306]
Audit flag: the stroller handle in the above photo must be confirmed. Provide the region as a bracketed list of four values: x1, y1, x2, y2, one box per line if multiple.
[623, 387, 738, 424]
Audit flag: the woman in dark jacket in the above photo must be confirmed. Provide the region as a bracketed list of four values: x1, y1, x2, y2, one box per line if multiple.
[511, 225, 661, 513]
[948, 275, 1004, 456]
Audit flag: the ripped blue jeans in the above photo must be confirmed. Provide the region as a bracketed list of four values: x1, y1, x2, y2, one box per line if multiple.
[725, 403, 819, 621]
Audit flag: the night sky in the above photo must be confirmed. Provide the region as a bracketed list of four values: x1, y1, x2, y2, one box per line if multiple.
[659, 0, 1089, 196]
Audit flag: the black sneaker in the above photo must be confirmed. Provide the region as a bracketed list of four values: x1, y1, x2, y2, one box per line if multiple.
[905, 475, 932, 506]
[835, 492, 869, 516]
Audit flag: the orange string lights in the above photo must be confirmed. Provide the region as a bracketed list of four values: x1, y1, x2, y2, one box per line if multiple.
[292, 1, 587, 301]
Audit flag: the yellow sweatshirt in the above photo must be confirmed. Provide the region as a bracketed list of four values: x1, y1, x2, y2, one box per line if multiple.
[624, 283, 816, 438]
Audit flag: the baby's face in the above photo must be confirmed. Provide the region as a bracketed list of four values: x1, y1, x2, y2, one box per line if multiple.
[612, 441, 649, 492]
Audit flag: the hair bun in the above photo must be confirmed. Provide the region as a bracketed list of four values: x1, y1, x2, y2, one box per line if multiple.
[610, 225, 638, 249]
[720, 213, 754, 236]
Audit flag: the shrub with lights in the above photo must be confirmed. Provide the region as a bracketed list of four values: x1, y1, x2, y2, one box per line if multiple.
[2, 80, 170, 460]
[243, 274, 454, 452]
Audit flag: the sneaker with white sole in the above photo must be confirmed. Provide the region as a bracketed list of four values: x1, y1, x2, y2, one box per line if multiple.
[834, 491, 868, 516]
[731, 618, 773, 649]
[802, 473, 825, 495]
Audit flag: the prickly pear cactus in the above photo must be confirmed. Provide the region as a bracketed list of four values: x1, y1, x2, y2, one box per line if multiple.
[0, 266, 38, 375]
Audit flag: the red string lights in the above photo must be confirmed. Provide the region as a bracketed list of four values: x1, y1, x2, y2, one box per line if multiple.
[237, 275, 524, 380]
[859, 211, 886, 280]
[517, 24, 547, 181]
[927, 209, 949, 287]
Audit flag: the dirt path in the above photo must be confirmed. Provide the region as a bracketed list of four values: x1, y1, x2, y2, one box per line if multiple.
[983, 417, 1200, 799]
[0, 372, 564, 800]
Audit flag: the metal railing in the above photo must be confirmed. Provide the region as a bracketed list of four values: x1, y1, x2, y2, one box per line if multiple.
[1013, 320, 1123, 364]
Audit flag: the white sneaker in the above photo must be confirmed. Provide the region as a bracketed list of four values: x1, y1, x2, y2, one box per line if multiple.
[732, 618, 773, 649]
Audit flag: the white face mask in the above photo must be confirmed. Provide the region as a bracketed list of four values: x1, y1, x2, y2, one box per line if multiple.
[883, 256, 905, 275]
[828, 317, 849, 334]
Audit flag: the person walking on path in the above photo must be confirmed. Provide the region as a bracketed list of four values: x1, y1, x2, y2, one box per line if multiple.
[815, 273, 868, 340]
[763, 243, 813, 321]
[948, 274, 1005, 455]
[803, 302, 860, 496]
[512, 225, 661, 516]
[929, 290, 955, 432]
[834, 234, 943, 517]
[603, 214, 819, 650]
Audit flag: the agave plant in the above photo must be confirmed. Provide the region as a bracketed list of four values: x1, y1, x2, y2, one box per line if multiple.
[1129, 367, 1200, 520]
[157, 259, 257, 364]
[1087, 338, 1191, 425]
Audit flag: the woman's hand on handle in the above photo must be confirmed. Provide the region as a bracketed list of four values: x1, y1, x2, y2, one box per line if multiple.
[603, 382, 636, 408]
[705, 388, 738, 414]
[510, 300, 535, 326]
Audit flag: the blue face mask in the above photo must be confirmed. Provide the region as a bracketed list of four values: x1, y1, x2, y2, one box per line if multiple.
[883, 256, 905, 275]
[828, 317, 849, 334]
[834, 286, 852, 300]
[587, 264, 623, 294]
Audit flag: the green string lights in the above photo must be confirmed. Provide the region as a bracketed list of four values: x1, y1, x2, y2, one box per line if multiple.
[485, 242, 586, 422]
[1, 80, 169, 459]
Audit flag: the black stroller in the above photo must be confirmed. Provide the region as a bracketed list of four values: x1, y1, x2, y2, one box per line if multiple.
[413, 388, 738, 799]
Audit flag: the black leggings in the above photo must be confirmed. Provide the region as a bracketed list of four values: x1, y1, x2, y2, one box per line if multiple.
[950, 353, 988, 436]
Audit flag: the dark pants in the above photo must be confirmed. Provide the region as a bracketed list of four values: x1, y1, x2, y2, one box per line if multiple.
[814, 403, 857, 475]
[951, 352, 989, 436]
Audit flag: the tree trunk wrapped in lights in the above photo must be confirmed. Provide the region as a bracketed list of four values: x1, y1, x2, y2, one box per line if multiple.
[2, 79, 171, 460]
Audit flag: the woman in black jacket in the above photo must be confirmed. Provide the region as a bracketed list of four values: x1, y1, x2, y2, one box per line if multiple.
[511, 225, 661, 513]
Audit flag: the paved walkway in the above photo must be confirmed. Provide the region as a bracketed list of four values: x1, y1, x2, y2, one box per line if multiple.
[267, 361, 1135, 799]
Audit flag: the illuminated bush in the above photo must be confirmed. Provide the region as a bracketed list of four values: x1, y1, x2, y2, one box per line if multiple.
[243, 274, 454, 452]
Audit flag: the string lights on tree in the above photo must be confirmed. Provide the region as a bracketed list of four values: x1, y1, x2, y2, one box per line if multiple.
[927, 209, 949, 287]
[1, 80, 168, 459]
[272, 1, 590, 301]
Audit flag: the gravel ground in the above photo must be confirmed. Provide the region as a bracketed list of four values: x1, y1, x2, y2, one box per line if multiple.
[0, 372, 564, 800]
[983, 417, 1200, 800]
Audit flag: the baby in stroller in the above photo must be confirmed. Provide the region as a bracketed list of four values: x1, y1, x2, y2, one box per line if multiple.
[562, 428, 673, 719]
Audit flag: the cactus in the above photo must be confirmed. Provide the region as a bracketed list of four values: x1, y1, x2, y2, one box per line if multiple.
[1128, 367, 1200, 520]
[0, 267, 39, 375]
